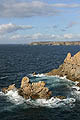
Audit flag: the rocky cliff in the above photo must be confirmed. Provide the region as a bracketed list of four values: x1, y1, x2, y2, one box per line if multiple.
[30, 41, 80, 46]
[46, 51, 80, 86]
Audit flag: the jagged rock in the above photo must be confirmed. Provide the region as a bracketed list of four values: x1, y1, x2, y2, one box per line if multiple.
[64, 52, 71, 62]
[32, 72, 36, 76]
[46, 51, 80, 82]
[21, 77, 30, 88]
[7, 84, 16, 91]
[2, 76, 52, 100]
[54, 96, 66, 99]
[19, 77, 52, 99]
[2, 88, 8, 93]
[2, 84, 16, 93]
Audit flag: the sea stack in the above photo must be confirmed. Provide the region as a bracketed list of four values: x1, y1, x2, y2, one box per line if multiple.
[2, 77, 52, 100]
[46, 51, 80, 86]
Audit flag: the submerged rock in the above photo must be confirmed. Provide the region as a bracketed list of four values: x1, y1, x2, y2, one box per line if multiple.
[46, 51, 80, 83]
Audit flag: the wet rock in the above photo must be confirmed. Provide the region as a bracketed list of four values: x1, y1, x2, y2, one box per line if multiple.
[54, 96, 66, 99]
[7, 84, 16, 91]
[2, 88, 8, 93]
[77, 82, 80, 87]
[2, 84, 16, 93]
[32, 72, 36, 76]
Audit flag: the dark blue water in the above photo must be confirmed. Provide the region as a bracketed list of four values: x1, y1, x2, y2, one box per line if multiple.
[0, 45, 80, 120]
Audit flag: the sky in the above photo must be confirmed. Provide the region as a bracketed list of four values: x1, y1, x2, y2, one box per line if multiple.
[0, 0, 80, 44]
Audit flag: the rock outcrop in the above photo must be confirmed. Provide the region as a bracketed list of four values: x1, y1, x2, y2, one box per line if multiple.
[18, 77, 52, 99]
[46, 51, 80, 86]
[2, 77, 52, 100]
[2, 84, 16, 93]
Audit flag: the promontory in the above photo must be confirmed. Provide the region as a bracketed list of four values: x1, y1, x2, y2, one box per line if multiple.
[46, 51, 80, 87]
[30, 41, 80, 46]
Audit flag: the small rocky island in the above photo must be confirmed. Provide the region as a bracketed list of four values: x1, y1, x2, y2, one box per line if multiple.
[46, 51, 80, 87]
[2, 77, 52, 99]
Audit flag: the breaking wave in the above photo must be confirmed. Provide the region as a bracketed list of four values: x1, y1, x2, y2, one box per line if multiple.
[0, 89, 76, 109]
[1, 75, 80, 110]
[30, 73, 45, 77]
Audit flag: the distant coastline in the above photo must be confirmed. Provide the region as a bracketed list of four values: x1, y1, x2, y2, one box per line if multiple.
[29, 41, 80, 45]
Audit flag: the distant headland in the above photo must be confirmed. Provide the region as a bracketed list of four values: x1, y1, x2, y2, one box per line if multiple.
[29, 41, 80, 45]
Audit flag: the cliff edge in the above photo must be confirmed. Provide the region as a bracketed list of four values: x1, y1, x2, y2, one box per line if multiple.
[46, 51, 80, 86]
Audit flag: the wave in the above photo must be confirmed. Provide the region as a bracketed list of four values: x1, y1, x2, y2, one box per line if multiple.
[30, 73, 45, 77]
[0, 75, 80, 109]
[5, 90, 25, 105]
[0, 76, 8, 79]
[0, 90, 76, 108]
[71, 84, 80, 101]
[30, 97, 75, 108]
[0, 91, 4, 96]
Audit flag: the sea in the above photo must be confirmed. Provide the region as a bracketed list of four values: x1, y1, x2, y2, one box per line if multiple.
[0, 44, 80, 120]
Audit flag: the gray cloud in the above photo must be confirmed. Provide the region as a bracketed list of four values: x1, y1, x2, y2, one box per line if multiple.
[60, 21, 78, 32]
[0, 1, 59, 18]
[0, 32, 80, 44]
[0, 23, 33, 34]
[9, 33, 80, 42]
[0, 1, 80, 18]
[52, 3, 80, 8]
[66, 21, 77, 29]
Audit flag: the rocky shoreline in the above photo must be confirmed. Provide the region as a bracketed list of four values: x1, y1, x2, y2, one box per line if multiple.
[2, 51, 80, 100]
[46, 51, 80, 87]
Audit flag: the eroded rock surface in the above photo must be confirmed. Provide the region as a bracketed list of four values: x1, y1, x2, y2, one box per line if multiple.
[2, 77, 52, 100]
[18, 77, 52, 99]
[47, 51, 80, 86]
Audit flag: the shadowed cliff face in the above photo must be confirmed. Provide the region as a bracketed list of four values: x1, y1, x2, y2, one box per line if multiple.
[47, 51, 80, 86]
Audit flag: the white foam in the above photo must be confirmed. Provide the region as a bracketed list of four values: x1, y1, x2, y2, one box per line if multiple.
[26, 97, 75, 108]
[74, 81, 79, 85]
[31, 73, 45, 77]
[5, 90, 25, 105]
[5, 90, 75, 108]
[72, 85, 80, 91]
[0, 91, 4, 96]
[58, 76, 67, 79]
[0, 89, 76, 108]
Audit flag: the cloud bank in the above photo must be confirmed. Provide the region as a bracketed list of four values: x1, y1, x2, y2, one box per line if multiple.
[0, 23, 33, 34]
[0, 1, 58, 18]
[0, 1, 79, 18]
[2, 33, 80, 44]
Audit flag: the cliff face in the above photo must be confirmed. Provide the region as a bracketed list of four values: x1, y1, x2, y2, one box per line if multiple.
[46, 51, 80, 86]
[30, 41, 80, 45]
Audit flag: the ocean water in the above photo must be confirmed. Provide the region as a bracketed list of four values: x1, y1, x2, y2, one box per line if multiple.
[0, 45, 80, 120]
